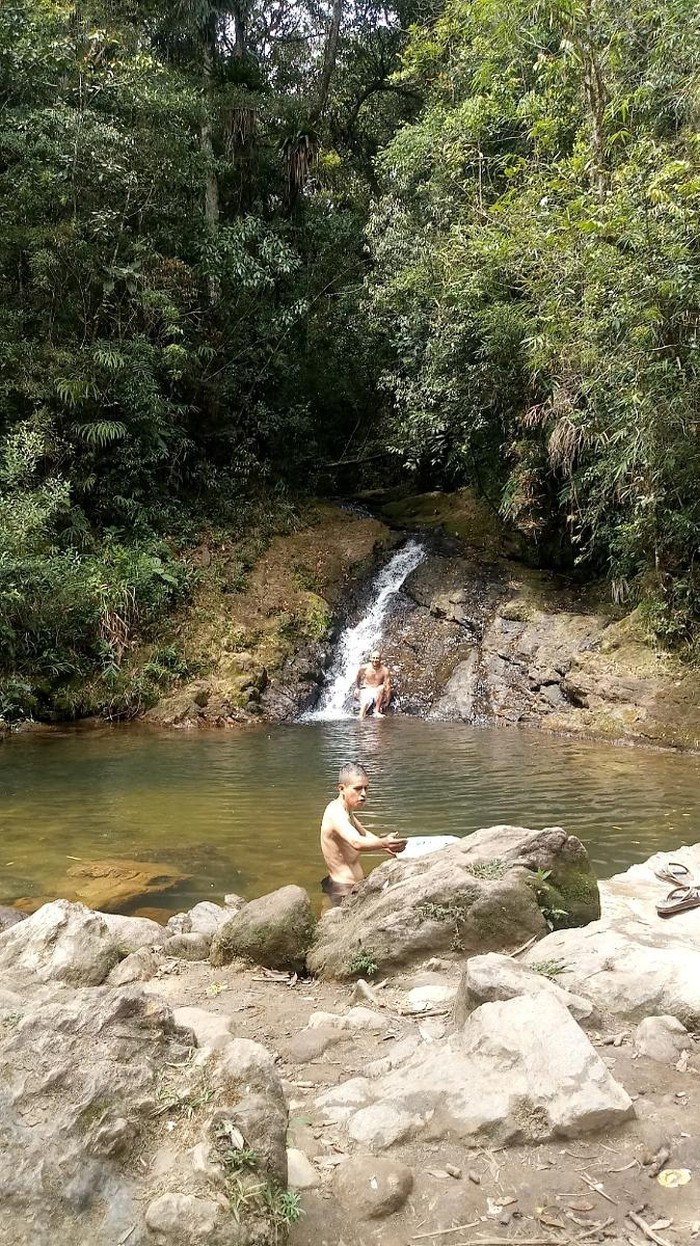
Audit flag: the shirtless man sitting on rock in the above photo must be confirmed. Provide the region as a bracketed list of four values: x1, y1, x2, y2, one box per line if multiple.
[320, 762, 406, 906]
[355, 649, 391, 719]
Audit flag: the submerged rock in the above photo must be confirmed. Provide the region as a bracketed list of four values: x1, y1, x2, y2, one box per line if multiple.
[316, 993, 634, 1148]
[307, 825, 599, 980]
[58, 857, 188, 912]
[210, 885, 316, 972]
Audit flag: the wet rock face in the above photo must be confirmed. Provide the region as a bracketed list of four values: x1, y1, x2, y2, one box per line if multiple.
[0, 985, 288, 1245]
[307, 825, 599, 980]
[376, 539, 700, 748]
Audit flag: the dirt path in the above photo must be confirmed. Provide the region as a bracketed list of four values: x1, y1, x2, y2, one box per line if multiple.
[146, 958, 700, 1246]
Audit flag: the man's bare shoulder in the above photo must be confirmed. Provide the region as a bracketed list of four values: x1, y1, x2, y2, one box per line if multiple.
[321, 797, 344, 832]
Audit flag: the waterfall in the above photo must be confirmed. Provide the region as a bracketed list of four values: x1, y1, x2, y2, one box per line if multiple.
[306, 540, 427, 721]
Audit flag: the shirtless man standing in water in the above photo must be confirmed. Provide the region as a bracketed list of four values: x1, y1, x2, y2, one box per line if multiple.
[320, 762, 406, 905]
[355, 650, 391, 719]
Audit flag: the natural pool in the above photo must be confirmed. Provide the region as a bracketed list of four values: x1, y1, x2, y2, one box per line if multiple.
[1, 719, 699, 916]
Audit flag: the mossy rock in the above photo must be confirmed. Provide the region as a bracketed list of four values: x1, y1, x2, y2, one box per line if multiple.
[380, 489, 523, 559]
[210, 885, 316, 973]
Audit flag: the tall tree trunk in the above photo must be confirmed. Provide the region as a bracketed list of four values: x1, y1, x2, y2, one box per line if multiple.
[232, 2, 247, 58]
[580, 0, 609, 203]
[201, 33, 220, 303]
[315, 0, 344, 121]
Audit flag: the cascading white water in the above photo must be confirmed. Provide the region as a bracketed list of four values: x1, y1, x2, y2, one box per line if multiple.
[306, 540, 426, 721]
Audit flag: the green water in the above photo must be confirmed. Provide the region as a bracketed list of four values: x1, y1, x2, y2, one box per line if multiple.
[1, 720, 699, 917]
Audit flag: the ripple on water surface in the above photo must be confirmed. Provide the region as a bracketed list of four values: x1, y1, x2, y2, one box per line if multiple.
[1, 720, 699, 914]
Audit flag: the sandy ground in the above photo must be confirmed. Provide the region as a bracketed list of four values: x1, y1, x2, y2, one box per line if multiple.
[146, 957, 700, 1246]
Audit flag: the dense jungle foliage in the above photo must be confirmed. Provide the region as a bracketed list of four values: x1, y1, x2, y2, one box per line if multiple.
[0, 0, 698, 719]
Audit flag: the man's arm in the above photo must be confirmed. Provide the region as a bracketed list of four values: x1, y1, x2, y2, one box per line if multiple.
[333, 809, 405, 855]
[355, 664, 365, 689]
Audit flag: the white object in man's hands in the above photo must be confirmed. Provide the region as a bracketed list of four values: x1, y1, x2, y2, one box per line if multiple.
[398, 836, 460, 859]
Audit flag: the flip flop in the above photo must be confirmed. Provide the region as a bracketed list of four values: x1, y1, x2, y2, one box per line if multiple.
[656, 885, 700, 918]
[654, 861, 693, 887]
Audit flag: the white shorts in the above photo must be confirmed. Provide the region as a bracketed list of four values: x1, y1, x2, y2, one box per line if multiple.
[359, 686, 379, 712]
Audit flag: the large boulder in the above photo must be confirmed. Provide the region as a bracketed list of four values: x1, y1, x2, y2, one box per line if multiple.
[210, 885, 315, 972]
[0, 900, 119, 986]
[524, 914, 700, 1026]
[316, 993, 634, 1149]
[522, 843, 700, 1026]
[0, 985, 288, 1245]
[454, 951, 594, 1025]
[307, 825, 599, 979]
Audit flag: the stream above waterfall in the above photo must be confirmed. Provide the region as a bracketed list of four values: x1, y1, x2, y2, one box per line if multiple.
[2, 719, 699, 916]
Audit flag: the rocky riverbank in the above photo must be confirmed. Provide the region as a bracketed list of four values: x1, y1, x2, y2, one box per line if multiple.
[2, 829, 699, 1245]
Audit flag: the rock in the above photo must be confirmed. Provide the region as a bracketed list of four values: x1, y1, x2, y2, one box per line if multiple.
[224, 893, 246, 911]
[307, 825, 599, 979]
[0, 906, 26, 933]
[523, 914, 700, 1026]
[454, 952, 594, 1025]
[100, 911, 168, 953]
[287, 1148, 321, 1189]
[348, 1105, 421, 1149]
[406, 984, 455, 1012]
[172, 1006, 235, 1051]
[634, 1016, 694, 1063]
[601, 846, 700, 927]
[307, 1007, 391, 1033]
[108, 946, 161, 986]
[0, 982, 286, 1245]
[210, 1038, 288, 1184]
[0, 900, 119, 985]
[317, 994, 633, 1149]
[0, 987, 24, 1013]
[145, 1192, 223, 1240]
[167, 911, 192, 935]
[166, 933, 213, 961]
[210, 885, 316, 972]
[57, 858, 188, 912]
[279, 1026, 344, 1063]
[167, 903, 231, 940]
[187, 902, 231, 936]
[332, 1156, 414, 1219]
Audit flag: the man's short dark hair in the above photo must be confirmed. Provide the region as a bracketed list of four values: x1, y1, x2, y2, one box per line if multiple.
[338, 761, 368, 786]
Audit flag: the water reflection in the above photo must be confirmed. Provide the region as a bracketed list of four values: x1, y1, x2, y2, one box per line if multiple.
[1, 721, 699, 915]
